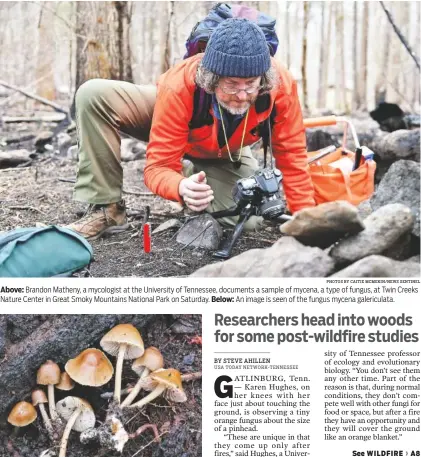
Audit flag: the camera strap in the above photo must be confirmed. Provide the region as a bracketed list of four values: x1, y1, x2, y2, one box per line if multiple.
[217, 102, 250, 168]
[262, 108, 276, 169]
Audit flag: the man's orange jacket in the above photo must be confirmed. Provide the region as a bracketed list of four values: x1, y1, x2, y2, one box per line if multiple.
[144, 54, 316, 213]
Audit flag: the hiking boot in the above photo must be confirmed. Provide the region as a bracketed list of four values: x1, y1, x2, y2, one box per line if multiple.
[67, 200, 129, 240]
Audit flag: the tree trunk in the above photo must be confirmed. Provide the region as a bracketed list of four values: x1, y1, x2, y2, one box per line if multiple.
[358, 2, 369, 110]
[301, 2, 309, 111]
[285, 2, 291, 68]
[335, 1, 347, 112]
[36, 7, 56, 102]
[75, 2, 133, 91]
[160, 1, 174, 75]
[412, 2, 420, 109]
[352, 2, 358, 111]
[325, 3, 333, 110]
[317, 2, 327, 109]
[374, 4, 389, 106]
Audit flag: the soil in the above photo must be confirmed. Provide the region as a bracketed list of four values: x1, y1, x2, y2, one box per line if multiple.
[0, 314, 202, 457]
[0, 121, 280, 277]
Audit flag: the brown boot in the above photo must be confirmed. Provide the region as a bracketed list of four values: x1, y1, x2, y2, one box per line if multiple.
[67, 201, 129, 240]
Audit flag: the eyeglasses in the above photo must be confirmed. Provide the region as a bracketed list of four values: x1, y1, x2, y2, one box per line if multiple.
[218, 83, 261, 95]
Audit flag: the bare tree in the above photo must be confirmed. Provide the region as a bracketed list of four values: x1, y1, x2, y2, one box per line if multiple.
[36, 7, 56, 101]
[317, 2, 327, 109]
[160, 1, 174, 75]
[325, 2, 333, 110]
[75, 2, 133, 90]
[285, 2, 291, 68]
[352, 2, 358, 111]
[334, 1, 347, 112]
[380, 0, 420, 71]
[301, 1, 309, 111]
[358, 2, 369, 110]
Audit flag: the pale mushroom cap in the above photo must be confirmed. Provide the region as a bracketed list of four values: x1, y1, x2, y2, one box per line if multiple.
[150, 368, 183, 390]
[165, 387, 187, 403]
[132, 347, 164, 374]
[56, 397, 95, 432]
[56, 372, 75, 391]
[8, 401, 37, 427]
[138, 376, 158, 392]
[37, 360, 61, 385]
[65, 348, 114, 387]
[32, 389, 48, 406]
[100, 324, 144, 359]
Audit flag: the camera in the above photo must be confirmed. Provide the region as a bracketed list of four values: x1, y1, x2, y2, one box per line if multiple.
[232, 168, 285, 219]
[210, 168, 288, 259]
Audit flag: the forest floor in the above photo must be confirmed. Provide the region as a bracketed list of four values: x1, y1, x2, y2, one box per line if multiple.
[0, 314, 202, 457]
[0, 121, 280, 277]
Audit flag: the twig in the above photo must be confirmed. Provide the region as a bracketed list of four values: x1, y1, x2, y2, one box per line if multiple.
[58, 177, 76, 183]
[0, 80, 69, 114]
[379, 1, 420, 71]
[123, 188, 154, 197]
[128, 423, 160, 441]
[181, 372, 202, 382]
[130, 431, 168, 457]
[102, 231, 139, 246]
[8, 206, 47, 216]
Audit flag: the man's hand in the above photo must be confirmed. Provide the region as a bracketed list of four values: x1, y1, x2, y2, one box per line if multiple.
[178, 171, 214, 212]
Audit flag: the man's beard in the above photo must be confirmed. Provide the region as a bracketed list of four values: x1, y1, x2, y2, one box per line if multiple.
[216, 96, 256, 115]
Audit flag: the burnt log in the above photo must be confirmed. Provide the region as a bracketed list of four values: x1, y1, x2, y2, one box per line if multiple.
[0, 150, 35, 168]
[0, 314, 154, 424]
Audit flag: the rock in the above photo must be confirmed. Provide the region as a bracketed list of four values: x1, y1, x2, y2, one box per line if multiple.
[66, 121, 76, 133]
[329, 203, 414, 266]
[131, 141, 147, 159]
[34, 131, 54, 151]
[66, 144, 78, 160]
[331, 255, 421, 277]
[0, 149, 34, 168]
[183, 353, 195, 365]
[191, 236, 335, 277]
[381, 232, 412, 261]
[280, 201, 364, 248]
[121, 139, 147, 162]
[0, 314, 154, 421]
[306, 129, 339, 151]
[176, 214, 222, 250]
[357, 199, 372, 219]
[408, 255, 420, 263]
[56, 132, 73, 156]
[120, 138, 134, 161]
[370, 160, 420, 237]
[374, 129, 420, 162]
[152, 218, 182, 234]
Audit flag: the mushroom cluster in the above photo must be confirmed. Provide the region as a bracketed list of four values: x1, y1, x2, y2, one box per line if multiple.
[7, 323, 192, 456]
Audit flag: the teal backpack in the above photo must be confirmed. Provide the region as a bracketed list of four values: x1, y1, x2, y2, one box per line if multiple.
[0, 226, 93, 277]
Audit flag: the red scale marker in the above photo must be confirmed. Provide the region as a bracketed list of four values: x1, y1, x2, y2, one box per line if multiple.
[143, 223, 151, 253]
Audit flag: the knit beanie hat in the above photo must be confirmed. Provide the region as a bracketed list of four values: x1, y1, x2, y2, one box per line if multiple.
[201, 18, 271, 78]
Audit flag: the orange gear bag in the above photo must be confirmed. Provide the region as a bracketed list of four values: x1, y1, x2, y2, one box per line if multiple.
[304, 116, 376, 206]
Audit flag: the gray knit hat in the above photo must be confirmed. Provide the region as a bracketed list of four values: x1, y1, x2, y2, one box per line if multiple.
[201, 18, 271, 77]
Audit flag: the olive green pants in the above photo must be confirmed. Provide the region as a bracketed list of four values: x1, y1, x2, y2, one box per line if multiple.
[74, 79, 261, 229]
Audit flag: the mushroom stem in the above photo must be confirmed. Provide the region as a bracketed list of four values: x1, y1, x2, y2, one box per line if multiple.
[121, 368, 150, 407]
[129, 384, 166, 409]
[114, 343, 127, 403]
[38, 403, 53, 437]
[47, 385, 58, 421]
[59, 408, 81, 457]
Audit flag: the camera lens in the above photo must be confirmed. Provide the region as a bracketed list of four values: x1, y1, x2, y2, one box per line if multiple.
[260, 199, 285, 219]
